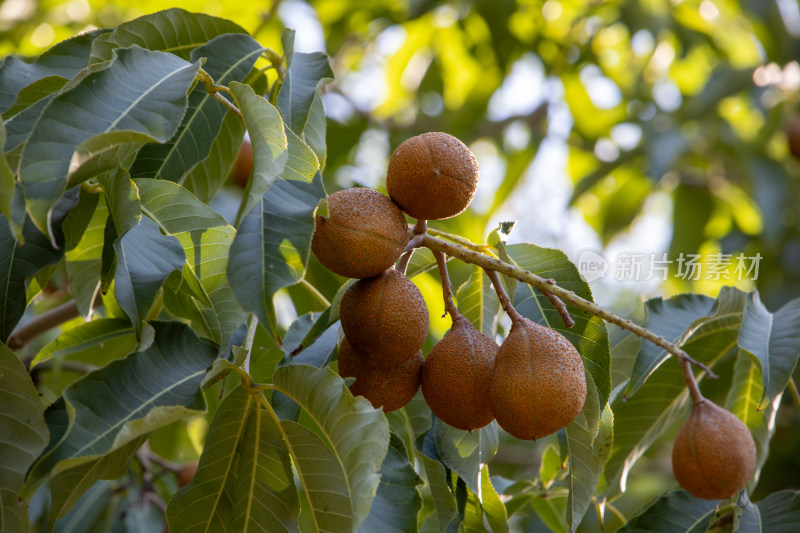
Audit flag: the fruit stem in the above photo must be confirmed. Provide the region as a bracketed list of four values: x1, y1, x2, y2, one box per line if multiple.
[196, 68, 243, 118]
[242, 314, 259, 373]
[486, 268, 524, 324]
[537, 280, 575, 328]
[434, 251, 463, 321]
[680, 358, 705, 404]
[422, 234, 718, 378]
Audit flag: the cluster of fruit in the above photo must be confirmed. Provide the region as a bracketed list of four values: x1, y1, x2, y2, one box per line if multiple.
[310, 132, 587, 441]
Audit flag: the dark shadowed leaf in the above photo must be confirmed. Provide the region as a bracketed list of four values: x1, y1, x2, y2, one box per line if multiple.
[0, 343, 49, 533]
[113, 217, 186, 333]
[432, 417, 498, 495]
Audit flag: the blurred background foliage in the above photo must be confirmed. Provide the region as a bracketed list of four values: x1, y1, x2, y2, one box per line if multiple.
[4, 0, 800, 530]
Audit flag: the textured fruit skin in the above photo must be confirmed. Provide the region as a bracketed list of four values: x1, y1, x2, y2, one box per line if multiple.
[311, 188, 409, 279]
[338, 338, 423, 412]
[489, 318, 586, 440]
[340, 268, 429, 366]
[386, 132, 479, 220]
[671, 400, 756, 500]
[421, 318, 497, 431]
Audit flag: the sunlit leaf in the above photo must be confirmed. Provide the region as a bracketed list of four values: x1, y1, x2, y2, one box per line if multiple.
[455, 265, 501, 337]
[30, 318, 135, 368]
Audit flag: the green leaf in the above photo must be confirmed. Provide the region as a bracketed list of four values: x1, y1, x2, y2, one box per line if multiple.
[624, 294, 715, 399]
[0, 343, 49, 533]
[0, 29, 107, 113]
[2, 75, 68, 119]
[135, 178, 227, 233]
[416, 452, 459, 533]
[272, 364, 390, 530]
[432, 417, 498, 495]
[0, 216, 63, 343]
[455, 265, 501, 337]
[0, 121, 14, 220]
[726, 348, 780, 488]
[230, 82, 289, 226]
[24, 321, 217, 500]
[99, 169, 141, 238]
[30, 318, 135, 368]
[227, 174, 326, 336]
[360, 433, 423, 533]
[130, 34, 264, 182]
[565, 378, 613, 530]
[481, 466, 509, 533]
[113, 217, 185, 333]
[182, 107, 246, 203]
[738, 291, 800, 409]
[88, 8, 247, 63]
[52, 479, 114, 533]
[281, 127, 320, 183]
[168, 385, 302, 532]
[604, 287, 747, 496]
[67, 131, 152, 187]
[757, 490, 800, 530]
[64, 195, 107, 317]
[506, 243, 611, 408]
[19, 46, 200, 236]
[304, 92, 327, 169]
[617, 490, 716, 532]
[48, 436, 148, 528]
[404, 247, 439, 278]
[276, 41, 334, 135]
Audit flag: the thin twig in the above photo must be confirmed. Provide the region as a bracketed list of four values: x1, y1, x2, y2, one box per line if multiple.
[537, 279, 575, 328]
[422, 234, 717, 377]
[486, 268, 524, 324]
[11, 294, 104, 357]
[425, 226, 496, 254]
[396, 232, 426, 274]
[434, 252, 462, 321]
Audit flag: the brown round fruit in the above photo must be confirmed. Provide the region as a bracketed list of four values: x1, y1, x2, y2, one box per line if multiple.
[421, 317, 498, 431]
[233, 138, 253, 188]
[489, 318, 586, 440]
[311, 188, 409, 279]
[338, 337, 423, 412]
[340, 268, 429, 366]
[672, 400, 756, 500]
[177, 460, 198, 487]
[386, 132, 479, 220]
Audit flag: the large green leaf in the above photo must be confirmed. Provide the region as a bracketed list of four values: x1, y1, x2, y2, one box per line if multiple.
[230, 82, 289, 226]
[726, 348, 781, 488]
[99, 169, 141, 238]
[24, 321, 217, 499]
[360, 433, 423, 533]
[624, 294, 715, 398]
[182, 107, 246, 203]
[227, 173, 326, 335]
[481, 465, 509, 533]
[416, 436, 459, 533]
[113, 217, 186, 333]
[63, 193, 106, 317]
[738, 291, 800, 409]
[66, 131, 152, 187]
[135, 179, 244, 349]
[455, 265, 501, 337]
[3, 75, 68, 119]
[272, 364, 390, 530]
[304, 92, 327, 170]
[565, 377, 613, 530]
[18, 46, 200, 236]
[0, 215, 64, 343]
[604, 287, 747, 496]
[619, 489, 800, 532]
[130, 34, 263, 182]
[276, 30, 334, 135]
[30, 318, 135, 368]
[506, 243, 611, 408]
[88, 8, 247, 63]
[0, 343, 49, 533]
[52, 479, 115, 533]
[0, 29, 107, 113]
[432, 417, 498, 495]
[168, 385, 299, 532]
